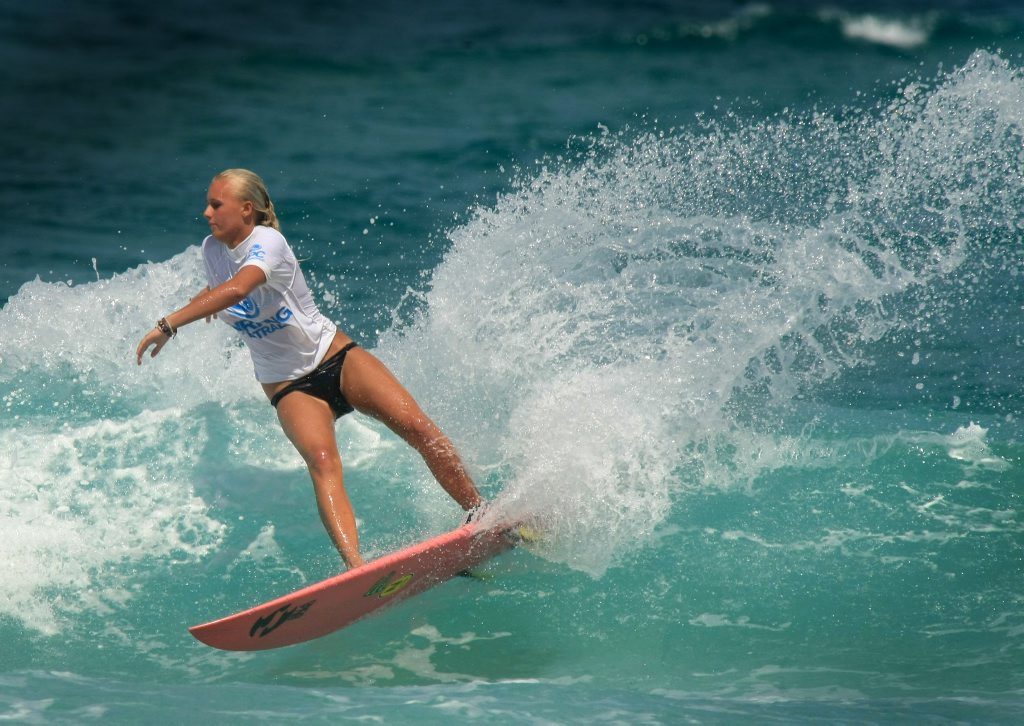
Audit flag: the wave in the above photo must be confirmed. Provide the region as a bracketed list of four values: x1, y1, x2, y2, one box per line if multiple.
[379, 50, 1024, 575]
[0, 52, 1021, 644]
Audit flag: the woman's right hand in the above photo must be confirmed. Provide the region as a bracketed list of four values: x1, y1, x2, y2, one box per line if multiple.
[135, 327, 170, 365]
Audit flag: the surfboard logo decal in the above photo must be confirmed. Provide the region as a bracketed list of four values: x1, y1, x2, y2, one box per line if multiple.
[364, 571, 414, 598]
[249, 599, 316, 639]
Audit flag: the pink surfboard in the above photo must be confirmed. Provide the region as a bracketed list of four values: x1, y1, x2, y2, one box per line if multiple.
[189, 522, 518, 651]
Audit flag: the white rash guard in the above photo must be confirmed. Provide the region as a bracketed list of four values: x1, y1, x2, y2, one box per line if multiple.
[202, 225, 337, 383]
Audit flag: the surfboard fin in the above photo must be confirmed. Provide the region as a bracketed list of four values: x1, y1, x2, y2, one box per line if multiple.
[456, 569, 494, 581]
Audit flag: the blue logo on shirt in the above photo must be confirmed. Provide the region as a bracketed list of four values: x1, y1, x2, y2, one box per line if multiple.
[247, 244, 267, 262]
[274, 307, 293, 323]
[232, 306, 293, 339]
[228, 297, 260, 319]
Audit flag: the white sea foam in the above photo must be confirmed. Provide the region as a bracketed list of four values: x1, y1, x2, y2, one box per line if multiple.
[689, 613, 791, 631]
[380, 52, 1024, 576]
[0, 411, 225, 634]
[944, 423, 1010, 471]
[0, 249, 266, 634]
[841, 16, 930, 49]
[818, 9, 934, 49]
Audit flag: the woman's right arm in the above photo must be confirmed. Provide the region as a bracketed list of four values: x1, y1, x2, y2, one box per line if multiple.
[135, 266, 267, 364]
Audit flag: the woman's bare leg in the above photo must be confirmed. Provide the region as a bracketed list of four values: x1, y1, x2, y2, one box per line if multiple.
[341, 348, 483, 511]
[275, 391, 365, 569]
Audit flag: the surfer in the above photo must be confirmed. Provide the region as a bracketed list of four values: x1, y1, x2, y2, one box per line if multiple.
[135, 168, 484, 569]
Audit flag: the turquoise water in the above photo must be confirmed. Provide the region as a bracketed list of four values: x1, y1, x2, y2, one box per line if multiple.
[2, 1, 1023, 723]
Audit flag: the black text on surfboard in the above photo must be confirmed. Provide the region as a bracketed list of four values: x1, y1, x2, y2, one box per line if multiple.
[249, 600, 316, 639]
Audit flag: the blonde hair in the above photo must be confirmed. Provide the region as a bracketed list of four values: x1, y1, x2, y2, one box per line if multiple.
[214, 168, 281, 231]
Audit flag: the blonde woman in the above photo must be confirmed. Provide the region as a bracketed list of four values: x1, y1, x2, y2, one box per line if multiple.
[136, 169, 483, 569]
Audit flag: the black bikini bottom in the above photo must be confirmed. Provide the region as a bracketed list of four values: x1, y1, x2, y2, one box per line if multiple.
[270, 342, 359, 420]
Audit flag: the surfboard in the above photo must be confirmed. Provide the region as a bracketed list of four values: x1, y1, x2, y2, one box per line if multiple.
[189, 521, 519, 651]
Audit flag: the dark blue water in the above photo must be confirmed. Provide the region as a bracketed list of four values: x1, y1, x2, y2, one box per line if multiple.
[2, 1, 1023, 723]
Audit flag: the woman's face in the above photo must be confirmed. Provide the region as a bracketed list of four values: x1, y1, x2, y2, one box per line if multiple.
[204, 177, 252, 246]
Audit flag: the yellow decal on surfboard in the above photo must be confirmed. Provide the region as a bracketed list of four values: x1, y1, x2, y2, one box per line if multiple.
[364, 571, 414, 598]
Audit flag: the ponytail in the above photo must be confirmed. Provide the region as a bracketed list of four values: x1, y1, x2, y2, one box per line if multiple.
[260, 196, 280, 231]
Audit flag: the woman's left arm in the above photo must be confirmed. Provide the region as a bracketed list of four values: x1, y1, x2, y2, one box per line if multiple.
[135, 266, 267, 364]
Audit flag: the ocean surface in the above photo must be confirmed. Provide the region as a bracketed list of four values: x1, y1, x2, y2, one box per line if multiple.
[2, 0, 1023, 723]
